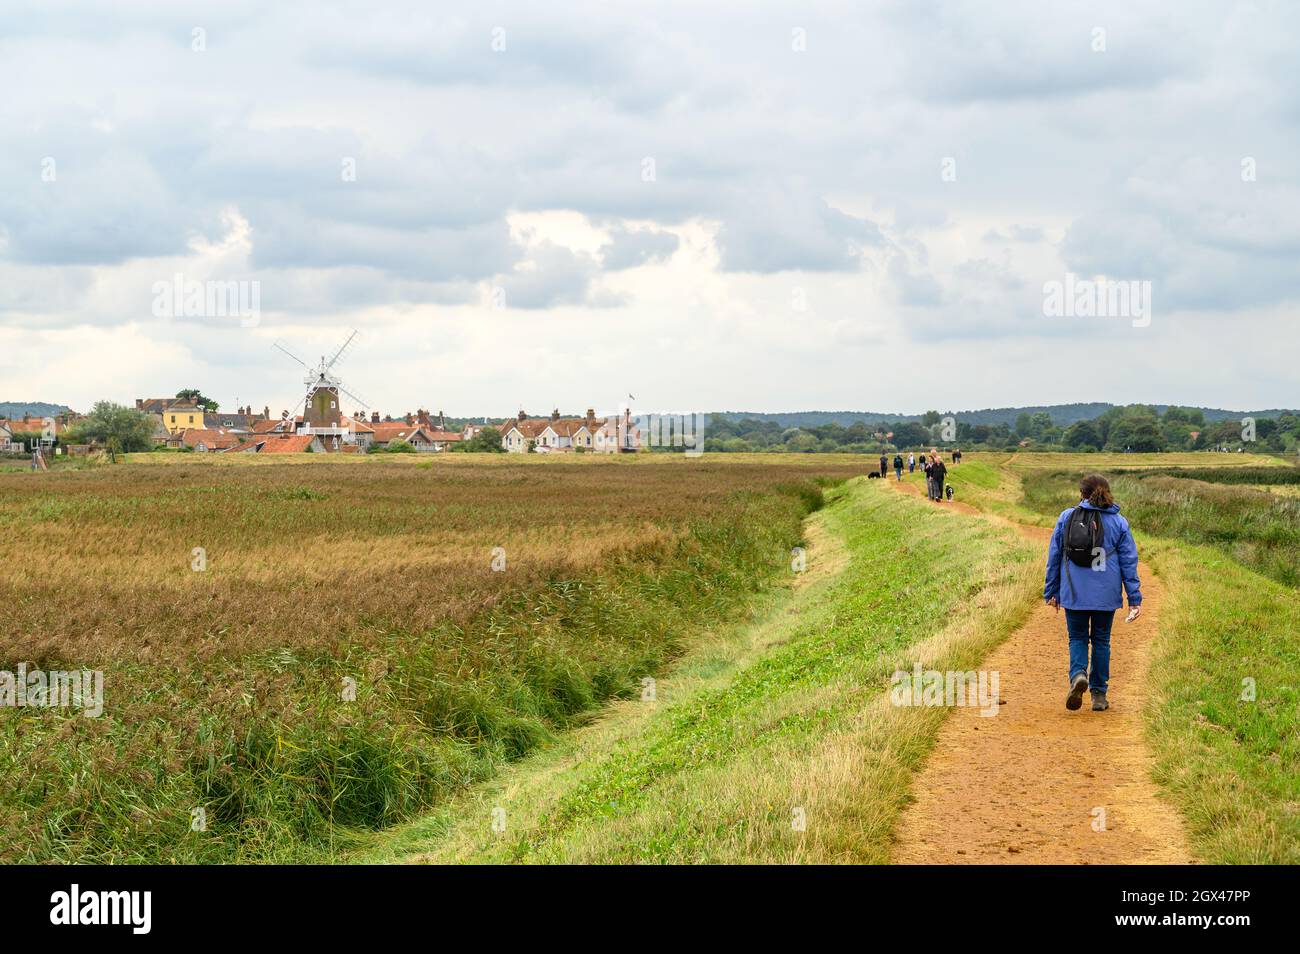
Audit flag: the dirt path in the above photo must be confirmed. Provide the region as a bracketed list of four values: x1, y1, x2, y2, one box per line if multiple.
[888, 478, 1193, 864]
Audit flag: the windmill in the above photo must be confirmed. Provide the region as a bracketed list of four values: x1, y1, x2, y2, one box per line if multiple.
[273, 330, 370, 438]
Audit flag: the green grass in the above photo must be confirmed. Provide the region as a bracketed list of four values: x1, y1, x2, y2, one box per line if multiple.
[1145, 540, 1300, 862]
[1019, 464, 1300, 862]
[356, 477, 1039, 863]
[1023, 468, 1300, 586]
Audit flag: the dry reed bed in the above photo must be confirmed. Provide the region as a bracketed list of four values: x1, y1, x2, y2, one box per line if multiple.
[0, 455, 863, 861]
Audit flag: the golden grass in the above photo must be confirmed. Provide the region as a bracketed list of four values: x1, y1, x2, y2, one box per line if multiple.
[0, 453, 869, 862]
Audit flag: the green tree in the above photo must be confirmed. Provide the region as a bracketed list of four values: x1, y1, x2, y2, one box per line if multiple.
[452, 426, 505, 453]
[1163, 406, 1204, 426]
[1062, 420, 1103, 450]
[76, 401, 156, 458]
[176, 389, 219, 411]
[892, 421, 930, 447]
[1105, 412, 1163, 452]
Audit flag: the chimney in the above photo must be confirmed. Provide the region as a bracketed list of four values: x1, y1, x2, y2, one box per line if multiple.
[404, 412, 414, 425]
[417, 409, 430, 427]
[518, 409, 527, 421]
[586, 408, 595, 423]
[371, 411, 380, 424]
[135, 399, 143, 410]
[263, 406, 270, 421]
[551, 408, 560, 421]
[438, 410, 446, 430]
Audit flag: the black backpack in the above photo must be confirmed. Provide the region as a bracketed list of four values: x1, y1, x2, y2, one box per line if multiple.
[1063, 506, 1104, 567]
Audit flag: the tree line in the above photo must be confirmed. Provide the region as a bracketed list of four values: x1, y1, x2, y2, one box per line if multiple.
[701, 405, 1300, 455]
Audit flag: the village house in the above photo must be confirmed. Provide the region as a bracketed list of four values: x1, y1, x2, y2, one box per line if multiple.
[137, 397, 203, 434]
[499, 413, 551, 452]
[369, 421, 439, 451]
[179, 428, 243, 452]
[0, 414, 77, 446]
[340, 414, 375, 450]
[162, 404, 204, 435]
[0, 420, 19, 453]
[227, 434, 325, 454]
[364, 409, 462, 452]
[500, 409, 640, 453]
[203, 406, 268, 433]
[146, 414, 171, 446]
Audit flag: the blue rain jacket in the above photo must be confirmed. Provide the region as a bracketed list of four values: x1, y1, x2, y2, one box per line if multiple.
[1044, 501, 1142, 611]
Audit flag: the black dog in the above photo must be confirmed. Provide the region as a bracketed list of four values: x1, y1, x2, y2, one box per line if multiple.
[867, 472, 881, 479]
[945, 484, 954, 500]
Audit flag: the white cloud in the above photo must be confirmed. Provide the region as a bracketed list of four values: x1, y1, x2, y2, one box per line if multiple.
[1, 0, 1298, 413]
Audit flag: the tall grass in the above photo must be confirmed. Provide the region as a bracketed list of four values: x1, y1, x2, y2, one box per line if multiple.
[0, 457, 861, 862]
[1023, 468, 1300, 586]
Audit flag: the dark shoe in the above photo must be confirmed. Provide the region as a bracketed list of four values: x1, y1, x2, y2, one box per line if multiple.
[1066, 673, 1088, 710]
[1091, 691, 1109, 711]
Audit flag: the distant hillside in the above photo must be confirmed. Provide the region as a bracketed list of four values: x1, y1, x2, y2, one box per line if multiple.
[0, 402, 73, 418]
[710, 404, 1299, 428]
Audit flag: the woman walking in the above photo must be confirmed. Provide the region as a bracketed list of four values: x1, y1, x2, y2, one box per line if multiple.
[928, 451, 946, 501]
[1043, 474, 1142, 712]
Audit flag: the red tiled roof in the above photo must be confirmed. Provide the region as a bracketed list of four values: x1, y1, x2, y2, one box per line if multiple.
[180, 428, 241, 450]
[227, 435, 319, 454]
[370, 423, 434, 443]
[259, 435, 318, 454]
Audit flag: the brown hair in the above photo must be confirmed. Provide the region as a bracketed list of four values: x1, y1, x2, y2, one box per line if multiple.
[1079, 473, 1114, 508]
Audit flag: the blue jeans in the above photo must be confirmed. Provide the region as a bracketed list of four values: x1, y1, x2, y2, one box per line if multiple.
[1064, 609, 1114, 693]
[895, 467, 902, 480]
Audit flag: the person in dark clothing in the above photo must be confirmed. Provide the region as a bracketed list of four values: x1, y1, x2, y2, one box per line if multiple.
[879, 454, 888, 478]
[893, 453, 904, 480]
[929, 453, 947, 501]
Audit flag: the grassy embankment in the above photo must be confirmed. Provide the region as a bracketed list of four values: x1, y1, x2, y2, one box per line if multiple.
[0, 455, 867, 862]
[359, 470, 1039, 863]
[1019, 461, 1300, 863]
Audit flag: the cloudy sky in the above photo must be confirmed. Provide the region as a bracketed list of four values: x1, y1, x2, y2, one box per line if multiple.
[2, 0, 1298, 417]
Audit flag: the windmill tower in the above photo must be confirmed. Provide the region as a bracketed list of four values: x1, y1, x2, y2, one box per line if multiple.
[274, 331, 370, 443]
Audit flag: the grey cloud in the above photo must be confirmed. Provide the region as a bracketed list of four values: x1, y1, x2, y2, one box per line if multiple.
[248, 214, 519, 283]
[494, 241, 621, 310]
[716, 190, 883, 273]
[598, 226, 679, 270]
